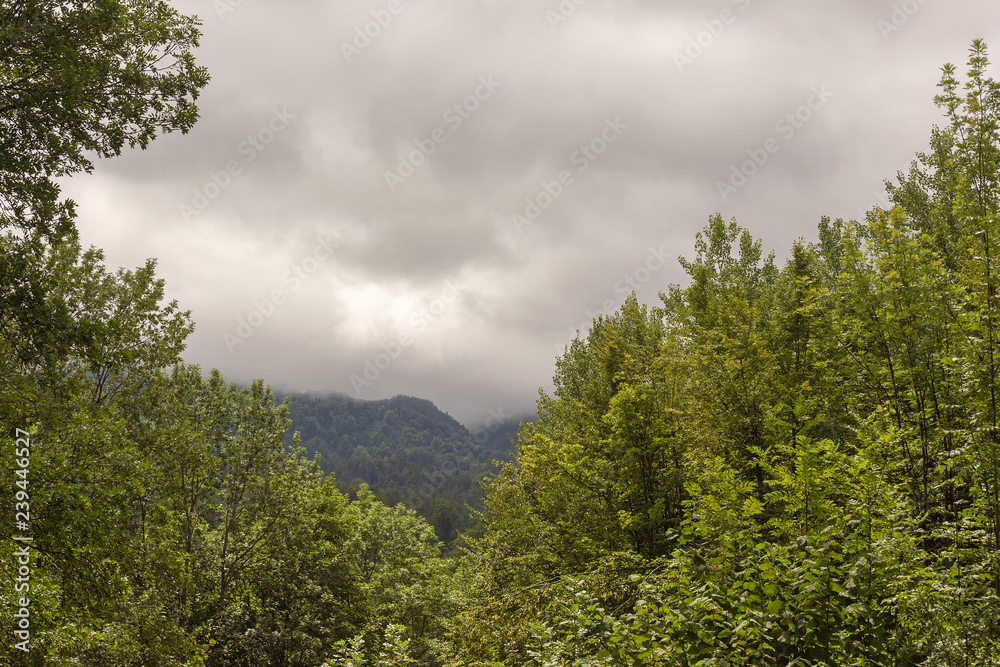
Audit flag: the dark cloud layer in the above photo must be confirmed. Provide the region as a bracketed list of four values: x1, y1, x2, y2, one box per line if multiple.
[60, 0, 1000, 426]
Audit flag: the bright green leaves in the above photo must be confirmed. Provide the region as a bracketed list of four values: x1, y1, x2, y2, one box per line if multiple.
[328, 624, 416, 667]
[675, 214, 777, 324]
[481, 295, 686, 572]
[759, 437, 855, 539]
[340, 485, 454, 664]
[53, 240, 193, 403]
[523, 481, 925, 667]
[888, 40, 1000, 272]
[601, 383, 683, 558]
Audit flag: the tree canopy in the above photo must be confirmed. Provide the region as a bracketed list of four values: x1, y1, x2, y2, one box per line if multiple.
[0, 0, 208, 239]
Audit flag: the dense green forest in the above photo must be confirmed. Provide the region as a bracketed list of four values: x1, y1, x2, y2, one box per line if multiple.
[281, 393, 519, 547]
[4, 1, 1000, 665]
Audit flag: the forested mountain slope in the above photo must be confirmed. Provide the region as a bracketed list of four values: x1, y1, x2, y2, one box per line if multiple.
[280, 392, 522, 545]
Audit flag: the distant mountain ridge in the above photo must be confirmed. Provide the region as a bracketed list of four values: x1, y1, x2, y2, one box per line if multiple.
[276, 391, 529, 546]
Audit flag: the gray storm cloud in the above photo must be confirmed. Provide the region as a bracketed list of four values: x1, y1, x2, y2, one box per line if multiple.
[59, 0, 1000, 425]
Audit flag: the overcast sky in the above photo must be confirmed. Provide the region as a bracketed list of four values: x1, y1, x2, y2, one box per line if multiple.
[59, 0, 1000, 428]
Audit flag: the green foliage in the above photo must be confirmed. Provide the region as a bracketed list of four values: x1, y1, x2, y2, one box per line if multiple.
[475, 296, 686, 577]
[344, 485, 455, 664]
[0, 238, 454, 666]
[512, 436, 951, 667]
[328, 625, 415, 667]
[452, 42, 1000, 667]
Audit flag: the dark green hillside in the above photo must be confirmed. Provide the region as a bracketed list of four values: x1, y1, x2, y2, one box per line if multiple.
[279, 392, 523, 545]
